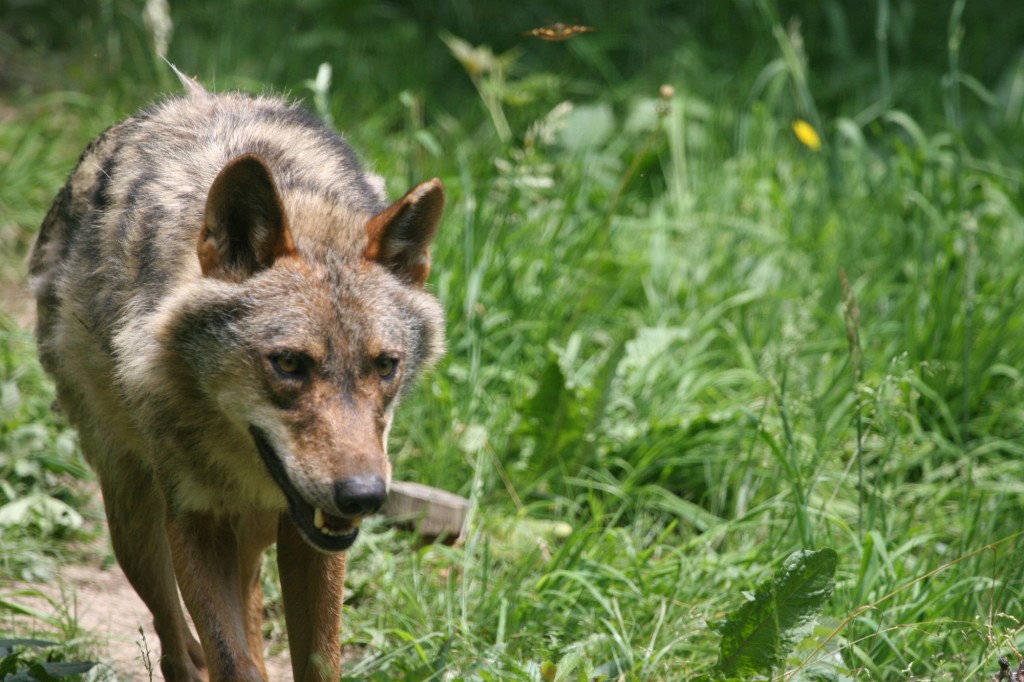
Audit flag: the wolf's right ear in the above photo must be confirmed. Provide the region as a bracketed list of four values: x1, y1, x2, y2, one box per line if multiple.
[364, 178, 445, 287]
[198, 154, 296, 281]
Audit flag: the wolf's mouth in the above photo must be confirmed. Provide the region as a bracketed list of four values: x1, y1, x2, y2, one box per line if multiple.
[249, 425, 360, 552]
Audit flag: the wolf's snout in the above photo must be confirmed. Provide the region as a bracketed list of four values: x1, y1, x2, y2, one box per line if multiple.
[335, 475, 388, 517]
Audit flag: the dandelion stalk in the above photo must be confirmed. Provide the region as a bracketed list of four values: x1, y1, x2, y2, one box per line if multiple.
[562, 85, 672, 340]
[875, 0, 892, 110]
[441, 32, 514, 143]
[840, 268, 864, 536]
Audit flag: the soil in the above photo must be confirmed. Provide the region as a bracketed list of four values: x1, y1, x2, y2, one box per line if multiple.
[1, 275, 35, 329]
[16, 536, 294, 681]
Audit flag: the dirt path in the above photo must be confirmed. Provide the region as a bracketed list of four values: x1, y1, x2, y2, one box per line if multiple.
[19, 555, 294, 681]
[11, 483, 294, 682]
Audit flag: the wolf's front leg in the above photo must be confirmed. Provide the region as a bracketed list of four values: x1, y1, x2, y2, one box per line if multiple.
[167, 512, 273, 682]
[277, 514, 346, 682]
[93, 452, 207, 682]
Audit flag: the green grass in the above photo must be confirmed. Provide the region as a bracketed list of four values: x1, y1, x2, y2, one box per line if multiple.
[3, 0, 1024, 679]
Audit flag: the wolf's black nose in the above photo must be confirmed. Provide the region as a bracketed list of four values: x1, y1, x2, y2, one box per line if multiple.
[335, 475, 388, 517]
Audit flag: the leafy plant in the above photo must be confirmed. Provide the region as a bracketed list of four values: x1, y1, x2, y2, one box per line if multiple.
[0, 639, 95, 681]
[0, 321, 88, 549]
[713, 548, 838, 678]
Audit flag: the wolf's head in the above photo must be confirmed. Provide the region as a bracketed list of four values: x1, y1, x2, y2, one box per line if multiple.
[157, 154, 445, 552]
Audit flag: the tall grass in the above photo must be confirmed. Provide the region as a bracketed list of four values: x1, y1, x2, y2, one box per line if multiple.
[2, 0, 1024, 679]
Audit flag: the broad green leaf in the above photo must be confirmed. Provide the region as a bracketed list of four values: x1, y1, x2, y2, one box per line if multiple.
[715, 548, 838, 677]
[0, 639, 57, 657]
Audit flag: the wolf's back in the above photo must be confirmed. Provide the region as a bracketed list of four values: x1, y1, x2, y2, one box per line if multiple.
[29, 89, 388, 365]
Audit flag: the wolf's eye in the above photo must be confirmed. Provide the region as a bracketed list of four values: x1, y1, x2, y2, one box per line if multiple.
[374, 356, 398, 379]
[270, 352, 308, 378]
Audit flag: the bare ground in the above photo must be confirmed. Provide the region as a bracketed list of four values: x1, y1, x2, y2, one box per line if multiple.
[1, 275, 35, 329]
[14, 533, 294, 681]
[19, 561, 294, 681]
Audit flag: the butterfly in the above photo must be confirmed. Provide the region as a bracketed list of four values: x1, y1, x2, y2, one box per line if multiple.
[523, 22, 597, 41]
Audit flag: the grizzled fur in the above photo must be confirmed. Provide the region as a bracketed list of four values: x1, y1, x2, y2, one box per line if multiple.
[29, 72, 445, 682]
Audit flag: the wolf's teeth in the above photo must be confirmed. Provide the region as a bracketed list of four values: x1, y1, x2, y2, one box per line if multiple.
[314, 507, 326, 530]
[312, 507, 356, 538]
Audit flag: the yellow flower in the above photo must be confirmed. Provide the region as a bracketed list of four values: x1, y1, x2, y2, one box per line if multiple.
[792, 119, 822, 151]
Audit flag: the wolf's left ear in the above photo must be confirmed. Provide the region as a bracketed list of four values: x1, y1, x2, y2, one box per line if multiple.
[365, 178, 445, 287]
[198, 154, 296, 281]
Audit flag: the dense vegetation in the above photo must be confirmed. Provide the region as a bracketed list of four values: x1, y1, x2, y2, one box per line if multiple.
[2, 0, 1024, 678]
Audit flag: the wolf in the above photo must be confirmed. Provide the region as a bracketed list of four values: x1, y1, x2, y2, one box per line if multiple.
[28, 70, 446, 681]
